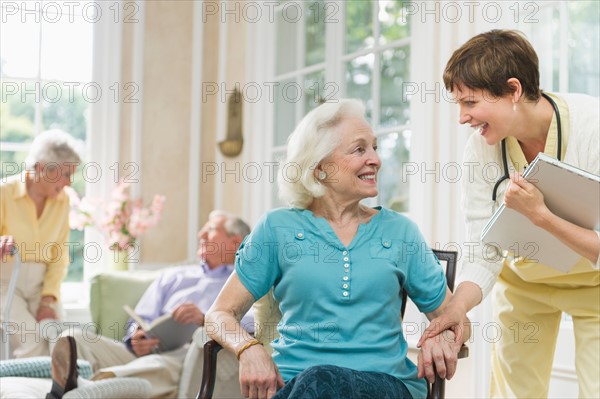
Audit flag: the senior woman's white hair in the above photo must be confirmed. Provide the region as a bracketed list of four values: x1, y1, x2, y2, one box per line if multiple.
[25, 129, 83, 169]
[277, 99, 366, 209]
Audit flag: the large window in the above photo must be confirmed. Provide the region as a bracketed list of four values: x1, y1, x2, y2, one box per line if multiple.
[1, 1, 94, 281]
[269, 0, 413, 211]
[519, 1, 599, 96]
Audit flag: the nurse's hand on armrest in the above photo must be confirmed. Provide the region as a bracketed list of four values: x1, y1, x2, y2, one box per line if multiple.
[417, 329, 461, 383]
[418, 282, 480, 347]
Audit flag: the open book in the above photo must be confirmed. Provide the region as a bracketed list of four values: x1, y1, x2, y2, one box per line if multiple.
[481, 153, 600, 272]
[124, 305, 198, 352]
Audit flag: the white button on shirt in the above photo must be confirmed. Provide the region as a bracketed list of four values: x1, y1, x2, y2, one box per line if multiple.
[341, 250, 351, 298]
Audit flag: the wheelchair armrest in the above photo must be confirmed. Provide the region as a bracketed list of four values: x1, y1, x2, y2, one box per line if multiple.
[457, 344, 469, 359]
[429, 344, 469, 399]
[197, 340, 223, 399]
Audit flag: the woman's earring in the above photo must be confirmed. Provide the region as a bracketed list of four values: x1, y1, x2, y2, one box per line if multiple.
[318, 170, 327, 180]
[512, 102, 517, 112]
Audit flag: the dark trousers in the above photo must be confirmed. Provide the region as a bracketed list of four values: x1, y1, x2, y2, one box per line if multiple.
[273, 365, 413, 399]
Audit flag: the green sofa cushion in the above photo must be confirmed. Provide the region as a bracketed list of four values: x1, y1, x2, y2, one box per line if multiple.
[89, 271, 159, 341]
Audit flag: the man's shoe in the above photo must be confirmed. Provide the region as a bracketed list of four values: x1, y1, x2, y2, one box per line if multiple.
[46, 336, 78, 399]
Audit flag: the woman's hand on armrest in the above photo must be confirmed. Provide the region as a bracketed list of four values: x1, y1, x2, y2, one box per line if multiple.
[207, 272, 284, 398]
[417, 329, 460, 383]
[238, 343, 284, 399]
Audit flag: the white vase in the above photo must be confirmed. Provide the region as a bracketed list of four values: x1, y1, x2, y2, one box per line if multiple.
[108, 249, 130, 271]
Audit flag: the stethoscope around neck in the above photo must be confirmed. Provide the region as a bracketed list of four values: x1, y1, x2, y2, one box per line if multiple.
[491, 92, 563, 202]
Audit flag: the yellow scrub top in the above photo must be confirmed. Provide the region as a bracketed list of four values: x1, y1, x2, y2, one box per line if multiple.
[504, 93, 598, 286]
[0, 172, 70, 299]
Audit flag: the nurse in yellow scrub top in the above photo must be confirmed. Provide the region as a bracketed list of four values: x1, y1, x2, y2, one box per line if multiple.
[1, 129, 82, 358]
[419, 30, 599, 398]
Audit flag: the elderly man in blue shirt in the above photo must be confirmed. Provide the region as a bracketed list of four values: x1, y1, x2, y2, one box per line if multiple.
[46, 210, 254, 399]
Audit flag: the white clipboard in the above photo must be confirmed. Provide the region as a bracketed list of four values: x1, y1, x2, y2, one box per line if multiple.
[481, 153, 600, 272]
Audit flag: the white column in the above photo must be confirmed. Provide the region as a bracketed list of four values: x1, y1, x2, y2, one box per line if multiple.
[187, 1, 205, 261]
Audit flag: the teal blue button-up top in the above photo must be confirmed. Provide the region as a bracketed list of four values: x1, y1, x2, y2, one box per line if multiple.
[236, 207, 446, 399]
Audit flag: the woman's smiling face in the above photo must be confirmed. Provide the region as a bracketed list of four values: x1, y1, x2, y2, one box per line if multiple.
[318, 117, 381, 203]
[453, 83, 515, 146]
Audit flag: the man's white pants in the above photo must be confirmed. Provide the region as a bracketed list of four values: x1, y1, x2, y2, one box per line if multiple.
[63, 329, 187, 398]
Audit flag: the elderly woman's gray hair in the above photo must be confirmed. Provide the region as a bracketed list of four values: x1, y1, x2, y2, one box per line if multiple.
[25, 129, 83, 169]
[277, 99, 366, 209]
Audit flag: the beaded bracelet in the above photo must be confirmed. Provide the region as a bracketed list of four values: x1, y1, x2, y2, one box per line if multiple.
[236, 339, 263, 360]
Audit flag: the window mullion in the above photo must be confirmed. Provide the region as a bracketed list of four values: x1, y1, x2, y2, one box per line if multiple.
[35, 16, 44, 136]
[371, 1, 381, 131]
[559, 2, 569, 93]
[341, 37, 411, 62]
[326, 0, 343, 98]
[296, 4, 307, 121]
[274, 63, 327, 82]
[0, 142, 31, 152]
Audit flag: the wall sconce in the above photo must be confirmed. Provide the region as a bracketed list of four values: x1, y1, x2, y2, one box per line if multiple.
[218, 88, 243, 157]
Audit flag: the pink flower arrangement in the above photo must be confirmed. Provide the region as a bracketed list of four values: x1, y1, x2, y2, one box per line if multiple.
[64, 187, 97, 231]
[66, 182, 166, 251]
[102, 182, 166, 251]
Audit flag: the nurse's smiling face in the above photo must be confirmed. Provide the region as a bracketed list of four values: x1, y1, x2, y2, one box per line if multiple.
[453, 83, 516, 146]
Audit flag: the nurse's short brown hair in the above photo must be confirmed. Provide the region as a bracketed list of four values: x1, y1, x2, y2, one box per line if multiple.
[443, 29, 541, 102]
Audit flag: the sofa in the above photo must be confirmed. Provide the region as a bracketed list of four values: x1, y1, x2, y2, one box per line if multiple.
[89, 271, 159, 341]
[90, 270, 242, 399]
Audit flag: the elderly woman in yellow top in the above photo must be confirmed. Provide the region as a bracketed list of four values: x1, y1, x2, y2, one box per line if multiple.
[1, 129, 82, 358]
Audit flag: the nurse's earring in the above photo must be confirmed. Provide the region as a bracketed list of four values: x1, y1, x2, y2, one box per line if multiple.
[512, 102, 517, 112]
[318, 170, 327, 180]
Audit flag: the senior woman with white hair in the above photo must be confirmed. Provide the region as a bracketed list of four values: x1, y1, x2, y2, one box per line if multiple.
[1, 129, 82, 358]
[206, 99, 469, 399]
